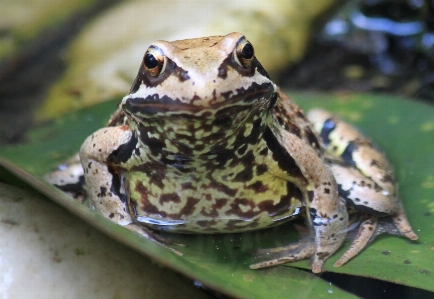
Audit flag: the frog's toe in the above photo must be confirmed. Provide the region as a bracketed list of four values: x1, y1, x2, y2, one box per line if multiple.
[125, 223, 185, 256]
[392, 210, 418, 240]
[335, 211, 419, 267]
[334, 215, 377, 267]
[250, 238, 315, 270]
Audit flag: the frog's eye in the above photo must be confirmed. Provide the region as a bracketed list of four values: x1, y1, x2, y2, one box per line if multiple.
[143, 46, 166, 76]
[234, 38, 255, 68]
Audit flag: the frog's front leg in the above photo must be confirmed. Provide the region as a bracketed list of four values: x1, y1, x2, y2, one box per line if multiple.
[251, 128, 349, 273]
[79, 126, 134, 225]
[79, 126, 183, 255]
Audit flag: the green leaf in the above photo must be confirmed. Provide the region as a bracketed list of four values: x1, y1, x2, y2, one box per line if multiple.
[1, 91, 433, 297]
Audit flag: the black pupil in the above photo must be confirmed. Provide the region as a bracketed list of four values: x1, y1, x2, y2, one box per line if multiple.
[241, 43, 254, 59]
[144, 53, 159, 69]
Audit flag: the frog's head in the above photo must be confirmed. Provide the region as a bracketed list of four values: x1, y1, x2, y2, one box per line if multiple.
[121, 32, 277, 154]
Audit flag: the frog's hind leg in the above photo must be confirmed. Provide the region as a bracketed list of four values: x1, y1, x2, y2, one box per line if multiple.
[308, 108, 418, 266]
[250, 237, 315, 269]
[328, 156, 419, 267]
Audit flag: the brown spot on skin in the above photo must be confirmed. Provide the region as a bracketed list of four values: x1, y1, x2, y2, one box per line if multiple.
[233, 164, 254, 182]
[226, 198, 256, 218]
[149, 175, 165, 189]
[256, 164, 268, 176]
[200, 198, 228, 218]
[181, 182, 194, 190]
[136, 182, 167, 217]
[205, 180, 237, 197]
[132, 162, 167, 189]
[138, 123, 165, 156]
[88, 162, 92, 169]
[213, 198, 229, 210]
[257, 195, 290, 215]
[179, 197, 200, 216]
[324, 188, 330, 194]
[120, 125, 129, 131]
[99, 187, 107, 197]
[247, 181, 268, 193]
[159, 193, 181, 205]
[197, 219, 218, 228]
[259, 147, 268, 156]
[316, 251, 330, 260]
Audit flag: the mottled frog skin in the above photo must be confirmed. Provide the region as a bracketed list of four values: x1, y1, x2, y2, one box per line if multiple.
[46, 32, 418, 273]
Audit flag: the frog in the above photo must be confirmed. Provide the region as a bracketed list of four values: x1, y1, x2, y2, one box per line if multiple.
[45, 32, 418, 273]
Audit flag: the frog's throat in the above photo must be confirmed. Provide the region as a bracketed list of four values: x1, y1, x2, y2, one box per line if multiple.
[130, 114, 272, 168]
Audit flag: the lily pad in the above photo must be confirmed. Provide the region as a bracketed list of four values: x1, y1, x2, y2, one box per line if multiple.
[0, 91, 433, 297]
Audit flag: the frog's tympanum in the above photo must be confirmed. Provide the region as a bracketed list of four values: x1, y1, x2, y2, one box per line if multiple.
[46, 32, 418, 273]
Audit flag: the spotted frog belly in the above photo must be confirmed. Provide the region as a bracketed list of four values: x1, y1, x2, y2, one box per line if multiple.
[127, 168, 303, 232]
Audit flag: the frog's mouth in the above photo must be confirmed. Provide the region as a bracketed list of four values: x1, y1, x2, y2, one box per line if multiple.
[121, 82, 276, 119]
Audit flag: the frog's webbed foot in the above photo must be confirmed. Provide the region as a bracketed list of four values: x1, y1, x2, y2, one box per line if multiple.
[335, 210, 418, 267]
[124, 223, 185, 256]
[250, 236, 315, 270]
